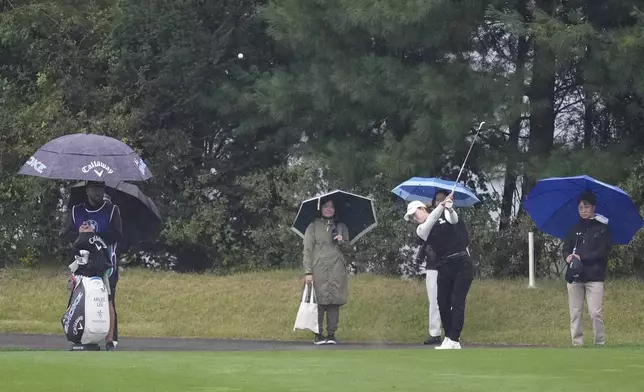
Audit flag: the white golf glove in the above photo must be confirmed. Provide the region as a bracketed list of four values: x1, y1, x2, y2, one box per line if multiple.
[444, 199, 454, 210]
[69, 250, 90, 273]
[68, 260, 79, 273]
[78, 250, 90, 265]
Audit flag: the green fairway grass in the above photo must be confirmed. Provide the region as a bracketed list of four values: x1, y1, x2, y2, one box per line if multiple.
[0, 348, 642, 392]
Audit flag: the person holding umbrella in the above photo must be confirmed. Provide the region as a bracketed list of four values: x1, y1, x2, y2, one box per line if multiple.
[292, 190, 377, 345]
[413, 234, 442, 345]
[404, 192, 474, 350]
[61, 181, 123, 351]
[65, 180, 161, 348]
[302, 199, 354, 345]
[563, 191, 612, 346]
[524, 175, 644, 346]
[19, 133, 154, 351]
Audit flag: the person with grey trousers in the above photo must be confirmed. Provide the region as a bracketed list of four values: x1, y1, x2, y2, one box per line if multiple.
[563, 190, 612, 346]
[415, 238, 442, 345]
[303, 199, 354, 345]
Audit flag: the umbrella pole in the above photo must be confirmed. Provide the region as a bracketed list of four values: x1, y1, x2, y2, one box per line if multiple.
[451, 122, 486, 194]
[528, 231, 536, 288]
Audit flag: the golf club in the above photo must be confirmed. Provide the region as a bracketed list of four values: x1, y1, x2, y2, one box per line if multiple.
[451, 121, 486, 195]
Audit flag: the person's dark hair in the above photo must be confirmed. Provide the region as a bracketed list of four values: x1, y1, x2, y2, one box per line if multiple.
[432, 189, 450, 207]
[577, 190, 596, 206]
[316, 198, 334, 217]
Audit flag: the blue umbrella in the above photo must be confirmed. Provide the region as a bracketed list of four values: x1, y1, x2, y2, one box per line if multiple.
[391, 177, 480, 207]
[523, 175, 644, 245]
[18, 133, 153, 182]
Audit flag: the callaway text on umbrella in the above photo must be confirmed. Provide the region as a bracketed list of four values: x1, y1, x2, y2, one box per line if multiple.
[19, 133, 153, 182]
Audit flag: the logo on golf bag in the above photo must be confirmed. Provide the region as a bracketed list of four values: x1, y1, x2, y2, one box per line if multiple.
[72, 316, 84, 335]
[26, 156, 47, 174]
[89, 235, 107, 251]
[63, 292, 84, 334]
[83, 220, 99, 232]
[81, 161, 114, 178]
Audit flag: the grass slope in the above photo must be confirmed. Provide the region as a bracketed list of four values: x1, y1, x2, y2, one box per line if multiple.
[1, 267, 644, 346]
[0, 349, 643, 392]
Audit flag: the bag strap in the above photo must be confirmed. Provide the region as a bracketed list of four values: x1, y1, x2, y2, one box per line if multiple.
[309, 285, 317, 304]
[301, 283, 309, 302]
[301, 283, 317, 304]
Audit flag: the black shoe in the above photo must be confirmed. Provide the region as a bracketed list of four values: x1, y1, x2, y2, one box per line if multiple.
[314, 334, 327, 345]
[423, 336, 442, 345]
[326, 334, 337, 344]
[105, 341, 117, 351]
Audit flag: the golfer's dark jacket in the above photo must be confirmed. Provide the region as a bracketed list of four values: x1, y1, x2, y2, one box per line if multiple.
[563, 218, 612, 282]
[415, 235, 438, 271]
[418, 219, 470, 269]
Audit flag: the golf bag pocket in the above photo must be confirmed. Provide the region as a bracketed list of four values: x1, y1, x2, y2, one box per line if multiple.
[62, 276, 110, 345]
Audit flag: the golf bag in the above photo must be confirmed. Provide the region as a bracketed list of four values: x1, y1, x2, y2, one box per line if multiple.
[61, 233, 113, 345]
[62, 276, 110, 345]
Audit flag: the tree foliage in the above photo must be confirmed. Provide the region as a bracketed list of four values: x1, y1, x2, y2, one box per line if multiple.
[2, 0, 644, 278]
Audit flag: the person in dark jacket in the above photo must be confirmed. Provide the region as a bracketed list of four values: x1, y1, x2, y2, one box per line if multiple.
[414, 190, 473, 346]
[61, 181, 123, 351]
[404, 192, 474, 350]
[563, 190, 612, 346]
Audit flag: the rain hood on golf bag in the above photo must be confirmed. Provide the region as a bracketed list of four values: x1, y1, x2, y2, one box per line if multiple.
[61, 233, 113, 345]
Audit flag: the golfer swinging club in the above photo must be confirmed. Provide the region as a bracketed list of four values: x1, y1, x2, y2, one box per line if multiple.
[403, 121, 484, 349]
[405, 192, 474, 349]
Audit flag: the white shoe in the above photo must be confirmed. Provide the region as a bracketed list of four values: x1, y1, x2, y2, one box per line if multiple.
[435, 337, 462, 350]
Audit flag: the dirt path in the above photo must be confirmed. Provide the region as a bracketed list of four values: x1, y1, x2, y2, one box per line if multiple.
[0, 333, 538, 351]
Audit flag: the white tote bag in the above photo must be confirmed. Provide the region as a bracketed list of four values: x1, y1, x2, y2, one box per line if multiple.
[293, 283, 319, 334]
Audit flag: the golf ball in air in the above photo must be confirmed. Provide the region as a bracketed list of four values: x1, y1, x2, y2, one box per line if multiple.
[238, 53, 244, 59]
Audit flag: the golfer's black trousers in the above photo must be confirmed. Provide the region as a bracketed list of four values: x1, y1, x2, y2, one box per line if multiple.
[437, 254, 474, 342]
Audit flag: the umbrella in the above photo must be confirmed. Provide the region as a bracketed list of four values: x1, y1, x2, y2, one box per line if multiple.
[291, 190, 377, 245]
[69, 180, 162, 244]
[523, 175, 644, 245]
[18, 133, 153, 182]
[391, 177, 480, 207]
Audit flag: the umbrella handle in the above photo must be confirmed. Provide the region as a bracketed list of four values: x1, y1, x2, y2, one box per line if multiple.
[452, 121, 486, 194]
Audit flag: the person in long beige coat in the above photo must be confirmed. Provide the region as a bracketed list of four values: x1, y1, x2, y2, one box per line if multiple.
[303, 199, 354, 345]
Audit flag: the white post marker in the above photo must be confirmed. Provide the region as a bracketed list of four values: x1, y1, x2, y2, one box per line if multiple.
[528, 231, 535, 288]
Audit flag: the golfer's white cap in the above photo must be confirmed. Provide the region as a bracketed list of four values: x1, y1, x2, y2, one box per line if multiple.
[404, 200, 426, 221]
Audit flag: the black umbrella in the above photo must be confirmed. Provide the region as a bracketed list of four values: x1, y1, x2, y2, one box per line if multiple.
[291, 190, 377, 245]
[69, 180, 162, 244]
[18, 133, 153, 182]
